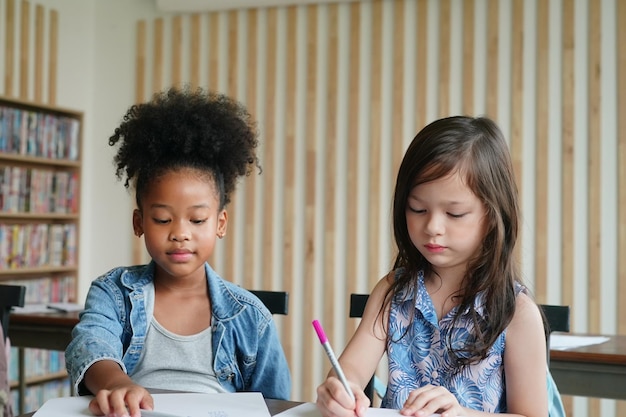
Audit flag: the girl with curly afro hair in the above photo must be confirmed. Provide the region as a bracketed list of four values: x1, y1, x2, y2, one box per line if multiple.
[66, 87, 291, 417]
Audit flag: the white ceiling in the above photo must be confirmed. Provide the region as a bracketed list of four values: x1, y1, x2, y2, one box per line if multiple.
[155, 0, 360, 13]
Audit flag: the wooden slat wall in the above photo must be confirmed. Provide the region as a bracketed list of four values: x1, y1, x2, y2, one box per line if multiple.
[4, 0, 623, 415]
[1, 0, 58, 104]
[618, 10, 626, 417]
[127, 2, 626, 414]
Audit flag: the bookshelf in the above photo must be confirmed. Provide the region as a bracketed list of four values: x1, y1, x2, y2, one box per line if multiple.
[0, 95, 82, 413]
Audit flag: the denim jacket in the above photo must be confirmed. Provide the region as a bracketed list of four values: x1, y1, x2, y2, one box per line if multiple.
[65, 262, 291, 400]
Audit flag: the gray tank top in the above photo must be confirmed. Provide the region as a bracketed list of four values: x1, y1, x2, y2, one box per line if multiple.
[130, 318, 226, 393]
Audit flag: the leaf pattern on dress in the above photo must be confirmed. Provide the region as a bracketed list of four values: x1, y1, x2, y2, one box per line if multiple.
[383, 271, 506, 412]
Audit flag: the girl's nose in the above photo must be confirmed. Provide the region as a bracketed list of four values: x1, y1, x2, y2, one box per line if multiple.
[424, 213, 444, 236]
[169, 224, 190, 241]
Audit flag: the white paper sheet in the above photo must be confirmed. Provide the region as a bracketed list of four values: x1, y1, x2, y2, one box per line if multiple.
[273, 402, 441, 417]
[550, 334, 610, 350]
[33, 392, 271, 417]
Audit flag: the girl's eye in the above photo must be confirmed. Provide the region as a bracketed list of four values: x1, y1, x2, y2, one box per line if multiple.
[153, 218, 170, 224]
[448, 213, 465, 218]
[191, 219, 207, 224]
[408, 206, 426, 214]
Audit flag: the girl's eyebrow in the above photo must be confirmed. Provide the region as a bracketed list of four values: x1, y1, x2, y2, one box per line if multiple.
[149, 203, 211, 209]
[408, 195, 466, 206]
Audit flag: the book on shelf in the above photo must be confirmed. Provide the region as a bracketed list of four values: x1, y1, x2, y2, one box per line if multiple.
[0, 105, 80, 160]
[0, 223, 77, 269]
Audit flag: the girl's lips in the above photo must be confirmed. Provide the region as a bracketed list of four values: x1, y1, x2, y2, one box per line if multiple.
[167, 249, 193, 262]
[424, 243, 445, 253]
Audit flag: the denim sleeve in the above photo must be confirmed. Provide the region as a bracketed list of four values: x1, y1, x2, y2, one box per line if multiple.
[65, 277, 128, 395]
[248, 317, 292, 400]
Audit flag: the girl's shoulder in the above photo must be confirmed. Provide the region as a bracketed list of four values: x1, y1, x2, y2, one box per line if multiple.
[210, 277, 274, 321]
[92, 264, 153, 293]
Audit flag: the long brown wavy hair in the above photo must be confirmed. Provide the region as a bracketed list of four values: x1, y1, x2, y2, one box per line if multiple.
[384, 115, 522, 367]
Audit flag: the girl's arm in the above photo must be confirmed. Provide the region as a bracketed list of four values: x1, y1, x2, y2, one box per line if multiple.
[316, 273, 392, 417]
[502, 292, 549, 416]
[84, 360, 153, 417]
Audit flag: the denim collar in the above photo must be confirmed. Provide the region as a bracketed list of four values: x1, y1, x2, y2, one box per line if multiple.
[118, 261, 246, 321]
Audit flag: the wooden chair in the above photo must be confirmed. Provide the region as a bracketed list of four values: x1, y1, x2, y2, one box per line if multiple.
[350, 293, 570, 402]
[0, 285, 26, 341]
[249, 290, 289, 315]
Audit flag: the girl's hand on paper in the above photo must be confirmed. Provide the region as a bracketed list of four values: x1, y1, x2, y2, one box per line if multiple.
[88, 383, 153, 417]
[316, 376, 370, 417]
[400, 385, 464, 417]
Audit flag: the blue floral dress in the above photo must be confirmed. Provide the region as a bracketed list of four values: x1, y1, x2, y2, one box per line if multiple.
[382, 271, 565, 416]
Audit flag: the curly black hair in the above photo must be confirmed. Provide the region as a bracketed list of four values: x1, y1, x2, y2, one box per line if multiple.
[109, 86, 261, 209]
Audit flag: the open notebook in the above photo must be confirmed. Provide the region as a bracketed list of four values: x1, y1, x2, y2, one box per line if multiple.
[33, 392, 271, 417]
[274, 402, 442, 417]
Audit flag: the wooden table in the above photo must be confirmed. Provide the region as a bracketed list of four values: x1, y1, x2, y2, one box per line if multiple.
[9, 311, 79, 351]
[16, 397, 302, 417]
[8, 311, 79, 414]
[549, 333, 626, 400]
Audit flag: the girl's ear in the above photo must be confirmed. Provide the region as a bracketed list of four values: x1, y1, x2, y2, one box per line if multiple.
[133, 209, 144, 237]
[217, 209, 228, 238]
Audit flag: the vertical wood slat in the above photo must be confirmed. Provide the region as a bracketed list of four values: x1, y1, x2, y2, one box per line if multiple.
[302, 6, 318, 400]
[171, 16, 183, 87]
[392, 1, 404, 177]
[189, 13, 201, 88]
[34, 4, 44, 102]
[262, 8, 277, 292]
[132, 20, 147, 265]
[47, 10, 57, 105]
[462, 0, 475, 115]
[560, 4, 575, 410]
[586, 7, 602, 414]
[509, 0, 524, 263]
[207, 12, 218, 270]
[243, 9, 258, 292]
[208, 13, 219, 89]
[561, 0, 575, 322]
[281, 3, 297, 381]
[587, 0, 601, 335]
[323, 3, 338, 344]
[199, 9, 215, 287]
[368, 0, 382, 289]
[438, 0, 450, 117]
[227, 11, 238, 97]
[485, 0, 498, 119]
[189, 14, 201, 88]
[534, 0, 549, 303]
[223, 10, 238, 287]
[389, 1, 404, 265]
[618, 0, 626, 414]
[19, 0, 30, 100]
[415, 0, 428, 130]
[135, 21, 146, 102]
[346, 1, 360, 334]
[4, 0, 15, 96]
[618, 0, 626, 336]
[152, 18, 163, 94]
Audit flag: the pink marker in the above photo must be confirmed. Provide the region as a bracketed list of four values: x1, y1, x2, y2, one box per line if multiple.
[312, 319, 355, 401]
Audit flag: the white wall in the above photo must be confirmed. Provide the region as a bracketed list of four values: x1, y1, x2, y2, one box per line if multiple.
[36, 0, 162, 301]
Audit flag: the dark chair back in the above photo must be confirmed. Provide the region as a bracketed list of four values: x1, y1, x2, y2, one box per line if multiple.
[0, 285, 26, 341]
[349, 293, 376, 402]
[539, 304, 570, 365]
[249, 290, 289, 315]
[540, 304, 570, 334]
